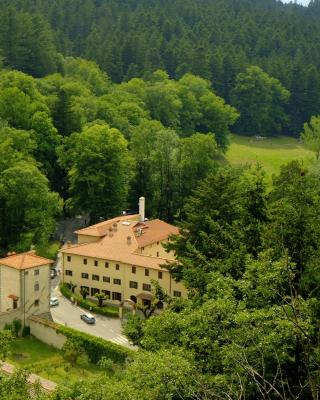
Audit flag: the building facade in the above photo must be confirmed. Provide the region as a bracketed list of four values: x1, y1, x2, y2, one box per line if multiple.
[0, 251, 53, 328]
[61, 207, 187, 307]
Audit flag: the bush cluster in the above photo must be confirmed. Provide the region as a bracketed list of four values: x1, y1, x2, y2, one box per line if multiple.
[60, 283, 119, 318]
[57, 325, 134, 364]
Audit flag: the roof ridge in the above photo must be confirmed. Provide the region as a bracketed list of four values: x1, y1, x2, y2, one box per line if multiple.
[75, 214, 139, 235]
[20, 253, 27, 269]
[60, 240, 102, 252]
[27, 252, 55, 262]
[133, 253, 170, 262]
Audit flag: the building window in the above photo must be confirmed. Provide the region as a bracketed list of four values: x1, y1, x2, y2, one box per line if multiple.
[34, 283, 40, 291]
[13, 300, 18, 309]
[34, 299, 39, 307]
[80, 285, 89, 293]
[103, 276, 110, 283]
[145, 269, 149, 277]
[65, 270, 73, 276]
[157, 241, 159, 245]
[173, 290, 182, 297]
[143, 283, 151, 292]
[115, 264, 120, 270]
[94, 260, 98, 266]
[81, 273, 89, 279]
[102, 290, 110, 299]
[91, 287, 100, 296]
[92, 274, 100, 281]
[105, 262, 109, 268]
[132, 266, 136, 274]
[83, 258, 87, 265]
[24, 271, 28, 276]
[157, 252, 159, 257]
[113, 278, 121, 285]
[129, 281, 138, 289]
[158, 271, 163, 279]
[67, 256, 71, 262]
[142, 247, 144, 251]
[112, 292, 122, 301]
[34, 269, 39, 276]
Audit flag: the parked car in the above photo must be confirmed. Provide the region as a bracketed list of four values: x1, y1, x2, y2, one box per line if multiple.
[50, 297, 59, 307]
[50, 269, 57, 279]
[80, 313, 96, 324]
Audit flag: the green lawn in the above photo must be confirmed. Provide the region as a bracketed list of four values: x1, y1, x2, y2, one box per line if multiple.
[9, 337, 104, 386]
[226, 134, 314, 177]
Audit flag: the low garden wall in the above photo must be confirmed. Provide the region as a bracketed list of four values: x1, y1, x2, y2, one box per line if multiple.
[28, 316, 135, 364]
[28, 316, 66, 349]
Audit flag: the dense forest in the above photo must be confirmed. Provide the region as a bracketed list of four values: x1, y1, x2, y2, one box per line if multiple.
[0, 1, 319, 399]
[0, 60, 238, 253]
[0, 0, 320, 135]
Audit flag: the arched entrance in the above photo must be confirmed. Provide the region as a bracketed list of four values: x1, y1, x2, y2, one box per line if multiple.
[130, 295, 137, 303]
[119, 298, 137, 318]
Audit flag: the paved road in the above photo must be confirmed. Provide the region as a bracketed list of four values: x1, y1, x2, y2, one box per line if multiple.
[50, 284, 134, 349]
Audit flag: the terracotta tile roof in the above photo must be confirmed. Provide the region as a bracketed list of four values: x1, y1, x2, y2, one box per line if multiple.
[62, 217, 178, 271]
[75, 214, 139, 237]
[133, 219, 179, 247]
[0, 251, 54, 270]
[8, 294, 19, 301]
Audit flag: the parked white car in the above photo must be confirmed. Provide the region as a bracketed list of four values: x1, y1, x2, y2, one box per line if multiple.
[50, 297, 59, 307]
[80, 313, 96, 324]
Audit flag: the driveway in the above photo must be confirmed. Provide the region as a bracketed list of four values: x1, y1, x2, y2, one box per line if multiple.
[50, 284, 134, 349]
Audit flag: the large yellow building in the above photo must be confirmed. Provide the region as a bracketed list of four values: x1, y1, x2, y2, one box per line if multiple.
[61, 200, 187, 307]
[0, 251, 53, 328]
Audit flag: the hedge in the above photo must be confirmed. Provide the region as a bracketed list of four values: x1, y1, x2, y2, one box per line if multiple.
[57, 325, 134, 364]
[60, 283, 119, 318]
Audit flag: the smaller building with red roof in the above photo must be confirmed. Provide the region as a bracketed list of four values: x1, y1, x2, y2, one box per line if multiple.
[0, 250, 54, 328]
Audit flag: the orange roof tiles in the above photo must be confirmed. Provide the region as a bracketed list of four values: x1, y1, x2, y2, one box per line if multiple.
[0, 251, 54, 270]
[75, 214, 139, 237]
[133, 219, 179, 247]
[62, 216, 178, 271]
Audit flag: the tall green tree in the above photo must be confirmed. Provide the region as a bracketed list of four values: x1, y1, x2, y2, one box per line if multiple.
[231, 66, 290, 136]
[263, 161, 320, 295]
[0, 161, 62, 253]
[59, 121, 132, 222]
[301, 115, 320, 160]
[167, 165, 267, 295]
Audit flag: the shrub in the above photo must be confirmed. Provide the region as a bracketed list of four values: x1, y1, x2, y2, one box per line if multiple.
[4, 323, 12, 331]
[57, 325, 134, 364]
[22, 326, 31, 337]
[60, 283, 119, 318]
[12, 319, 22, 337]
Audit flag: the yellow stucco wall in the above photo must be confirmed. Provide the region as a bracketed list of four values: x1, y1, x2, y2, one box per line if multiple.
[21, 264, 51, 319]
[137, 240, 175, 260]
[77, 234, 100, 244]
[0, 265, 20, 312]
[0, 263, 50, 325]
[62, 252, 187, 304]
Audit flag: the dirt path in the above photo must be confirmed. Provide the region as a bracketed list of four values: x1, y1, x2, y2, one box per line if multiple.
[0, 361, 57, 392]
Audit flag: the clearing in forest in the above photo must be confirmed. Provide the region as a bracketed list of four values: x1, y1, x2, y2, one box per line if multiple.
[226, 134, 314, 176]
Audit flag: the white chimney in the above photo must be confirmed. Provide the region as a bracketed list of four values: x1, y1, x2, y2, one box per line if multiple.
[139, 196, 145, 222]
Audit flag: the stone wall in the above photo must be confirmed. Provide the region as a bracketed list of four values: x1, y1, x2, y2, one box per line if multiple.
[28, 316, 66, 349]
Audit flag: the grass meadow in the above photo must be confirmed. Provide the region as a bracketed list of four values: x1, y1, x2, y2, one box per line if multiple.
[226, 134, 314, 179]
[9, 337, 104, 386]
